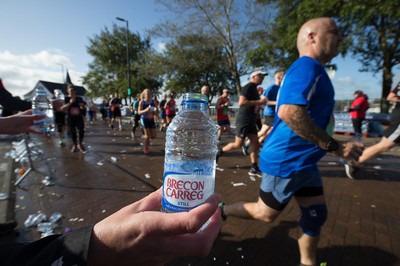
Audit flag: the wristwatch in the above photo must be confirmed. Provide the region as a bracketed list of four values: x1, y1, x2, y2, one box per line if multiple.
[323, 137, 339, 152]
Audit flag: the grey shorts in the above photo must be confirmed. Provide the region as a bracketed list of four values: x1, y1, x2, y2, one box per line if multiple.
[260, 171, 323, 205]
[263, 116, 275, 127]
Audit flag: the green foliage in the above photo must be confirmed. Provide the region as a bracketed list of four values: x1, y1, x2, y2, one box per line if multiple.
[338, 0, 400, 72]
[253, 0, 400, 112]
[249, 0, 346, 70]
[151, 33, 234, 99]
[82, 24, 162, 100]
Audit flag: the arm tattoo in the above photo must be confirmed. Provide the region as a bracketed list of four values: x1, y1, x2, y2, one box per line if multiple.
[281, 104, 330, 147]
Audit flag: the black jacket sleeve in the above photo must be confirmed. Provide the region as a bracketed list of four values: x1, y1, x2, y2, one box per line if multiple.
[0, 79, 32, 112]
[0, 226, 93, 266]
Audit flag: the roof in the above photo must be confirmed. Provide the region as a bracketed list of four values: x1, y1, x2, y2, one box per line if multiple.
[23, 80, 87, 100]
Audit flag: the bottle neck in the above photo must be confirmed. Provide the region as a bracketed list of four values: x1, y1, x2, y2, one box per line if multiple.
[181, 99, 208, 112]
[181, 93, 208, 112]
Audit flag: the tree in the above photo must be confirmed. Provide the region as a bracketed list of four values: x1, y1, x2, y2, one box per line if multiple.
[152, 0, 271, 95]
[252, 0, 400, 113]
[341, 0, 400, 113]
[82, 24, 162, 101]
[143, 33, 234, 100]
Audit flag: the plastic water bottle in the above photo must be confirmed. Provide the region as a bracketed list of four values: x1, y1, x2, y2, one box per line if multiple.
[32, 89, 54, 132]
[54, 89, 65, 100]
[161, 93, 218, 213]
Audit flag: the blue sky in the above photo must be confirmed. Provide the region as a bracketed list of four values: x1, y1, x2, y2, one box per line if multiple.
[0, 0, 398, 100]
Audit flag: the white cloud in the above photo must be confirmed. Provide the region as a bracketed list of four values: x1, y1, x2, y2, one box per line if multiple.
[336, 76, 353, 83]
[0, 50, 85, 98]
[333, 75, 383, 100]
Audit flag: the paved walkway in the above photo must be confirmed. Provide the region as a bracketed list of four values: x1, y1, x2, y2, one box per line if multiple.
[0, 121, 399, 266]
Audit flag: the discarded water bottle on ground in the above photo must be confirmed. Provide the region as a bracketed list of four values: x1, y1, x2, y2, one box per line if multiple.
[37, 222, 57, 233]
[32, 89, 54, 132]
[49, 212, 62, 223]
[24, 213, 47, 227]
[24, 214, 35, 227]
[161, 93, 218, 213]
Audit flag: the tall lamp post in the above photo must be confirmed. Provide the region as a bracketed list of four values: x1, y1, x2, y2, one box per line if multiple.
[116, 17, 131, 103]
[57, 63, 65, 94]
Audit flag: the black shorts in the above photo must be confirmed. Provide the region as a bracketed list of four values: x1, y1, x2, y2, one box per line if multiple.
[218, 119, 230, 126]
[54, 112, 66, 133]
[54, 112, 66, 124]
[112, 108, 121, 118]
[383, 125, 400, 143]
[235, 123, 258, 139]
[383, 108, 400, 143]
[140, 118, 156, 129]
[100, 109, 107, 118]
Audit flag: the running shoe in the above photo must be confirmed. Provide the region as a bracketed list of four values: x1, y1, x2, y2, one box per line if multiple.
[248, 166, 262, 178]
[241, 143, 250, 156]
[78, 144, 86, 153]
[71, 145, 78, 152]
[344, 163, 358, 179]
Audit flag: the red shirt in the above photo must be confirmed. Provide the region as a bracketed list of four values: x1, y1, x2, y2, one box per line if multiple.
[165, 100, 176, 116]
[216, 96, 230, 121]
[350, 96, 368, 119]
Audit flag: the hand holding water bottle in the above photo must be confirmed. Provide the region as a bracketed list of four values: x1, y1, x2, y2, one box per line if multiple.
[88, 188, 222, 265]
[0, 110, 46, 134]
[32, 89, 54, 132]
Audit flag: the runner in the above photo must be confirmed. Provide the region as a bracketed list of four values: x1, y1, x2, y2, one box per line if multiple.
[138, 89, 157, 154]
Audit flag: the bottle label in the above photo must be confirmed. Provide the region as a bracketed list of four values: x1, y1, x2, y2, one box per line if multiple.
[162, 159, 215, 212]
[32, 109, 54, 132]
[32, 109, 46, 126]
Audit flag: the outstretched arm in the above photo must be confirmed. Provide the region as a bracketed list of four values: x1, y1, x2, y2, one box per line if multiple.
[0, 110, 46, 135]
[387, 91, 399, 102]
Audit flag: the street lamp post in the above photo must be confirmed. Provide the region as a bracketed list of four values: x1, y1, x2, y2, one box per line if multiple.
[116, 17, 131, 103]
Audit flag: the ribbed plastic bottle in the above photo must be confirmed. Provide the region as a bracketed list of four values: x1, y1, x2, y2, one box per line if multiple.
[32, 89, 54, 132]
[161, 93, 218, 213]
[55, 89, 65, 100]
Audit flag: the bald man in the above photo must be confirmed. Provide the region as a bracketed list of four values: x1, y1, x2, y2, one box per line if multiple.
[219, 17, 364, 266]
[201, 85, 209, 96]
[200, 85, 211, 112]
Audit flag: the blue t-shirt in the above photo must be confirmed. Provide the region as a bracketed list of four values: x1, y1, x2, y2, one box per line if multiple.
[263, 84, 280, 117]
[140, 99, 155, 120]
[132, 100, 140, 115]
[259, 56, 335, 177]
